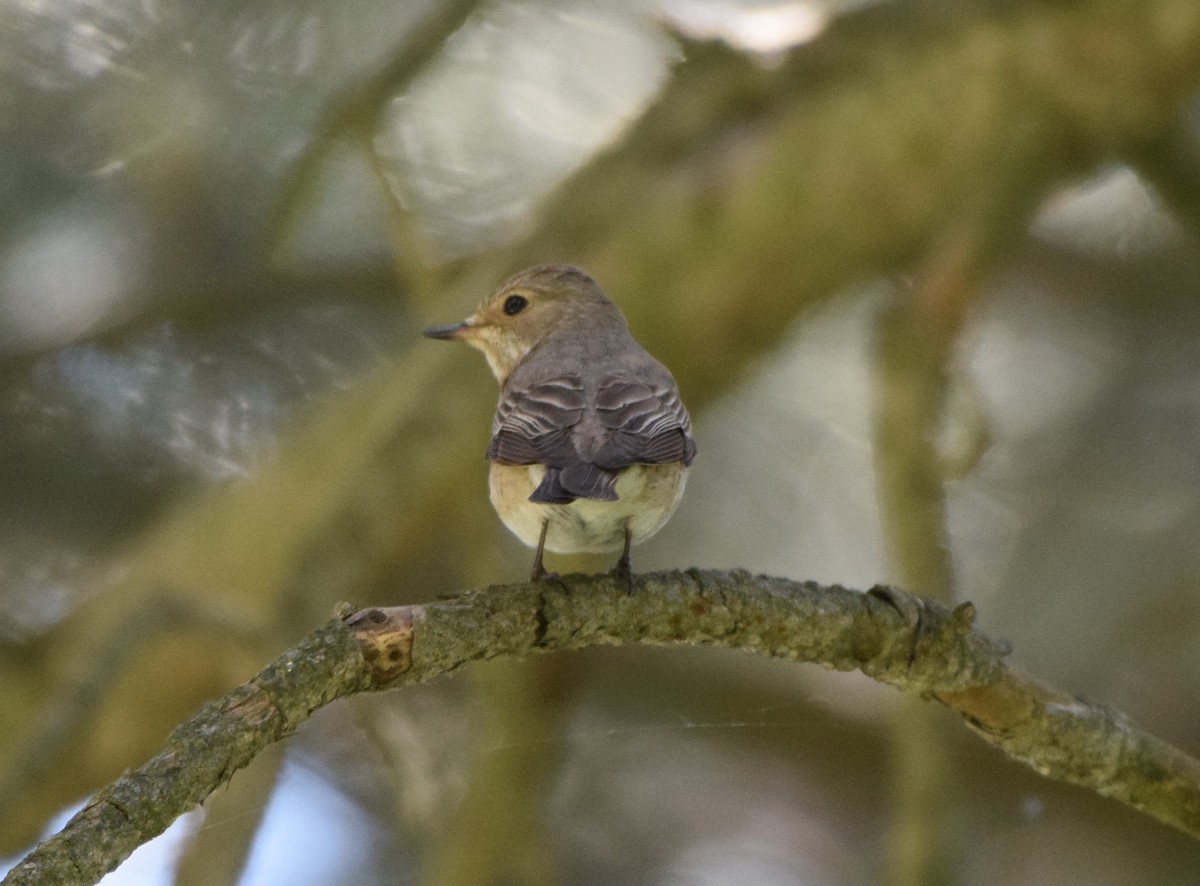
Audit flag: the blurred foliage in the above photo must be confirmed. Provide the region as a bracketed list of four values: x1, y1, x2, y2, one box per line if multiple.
[3, 0, 1200, 884]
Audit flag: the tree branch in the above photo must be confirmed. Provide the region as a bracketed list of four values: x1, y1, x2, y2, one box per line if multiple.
[5, 569, 1199, 885]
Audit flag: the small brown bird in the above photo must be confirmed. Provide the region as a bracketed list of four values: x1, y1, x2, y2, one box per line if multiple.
[424, 264, 696, 581]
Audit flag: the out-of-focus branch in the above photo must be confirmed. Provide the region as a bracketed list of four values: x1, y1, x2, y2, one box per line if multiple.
[529, 0, 1200, 400]
[1125, 119, 1200, 236]
[5, 570, 1199, 886]
[872, 228, 987, 886]
[0, 594, 262, 833]
[266, 0, 487, 281]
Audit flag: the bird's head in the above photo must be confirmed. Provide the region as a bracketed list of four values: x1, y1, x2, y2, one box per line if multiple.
[423, 264, 625, 383]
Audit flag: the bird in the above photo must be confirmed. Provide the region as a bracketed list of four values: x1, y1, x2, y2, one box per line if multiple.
[423, 264, 696, 582]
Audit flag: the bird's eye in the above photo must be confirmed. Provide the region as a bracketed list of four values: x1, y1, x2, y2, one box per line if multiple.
[503, 294, 529, 316]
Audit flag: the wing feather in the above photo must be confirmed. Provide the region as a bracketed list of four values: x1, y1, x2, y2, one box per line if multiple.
[593, 378, 696, 469]
[487, 372, 695, 504]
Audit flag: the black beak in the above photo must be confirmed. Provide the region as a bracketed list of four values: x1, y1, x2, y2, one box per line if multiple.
[423, 320, 470, 340]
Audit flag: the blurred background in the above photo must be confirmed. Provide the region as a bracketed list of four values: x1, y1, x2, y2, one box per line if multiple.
[3, 0, 1200, 883]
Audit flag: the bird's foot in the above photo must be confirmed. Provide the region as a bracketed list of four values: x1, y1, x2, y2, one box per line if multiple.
[531, 563, 561, 583]
[611, 525, 635, 593]
[610, 557, 634, 594]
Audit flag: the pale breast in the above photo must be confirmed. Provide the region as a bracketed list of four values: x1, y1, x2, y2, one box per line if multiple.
[489, 462, 688, 554]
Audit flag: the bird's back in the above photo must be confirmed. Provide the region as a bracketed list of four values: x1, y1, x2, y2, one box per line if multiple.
[489, 327, 695, 504]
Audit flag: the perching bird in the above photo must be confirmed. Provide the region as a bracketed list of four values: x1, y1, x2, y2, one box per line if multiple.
[424, 264, 696, 581]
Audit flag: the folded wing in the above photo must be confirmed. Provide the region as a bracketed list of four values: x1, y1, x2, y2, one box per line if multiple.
[487, 374, 696, 505]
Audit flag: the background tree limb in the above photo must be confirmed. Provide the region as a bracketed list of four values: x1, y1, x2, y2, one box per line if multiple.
[5, 569, 1199, 886]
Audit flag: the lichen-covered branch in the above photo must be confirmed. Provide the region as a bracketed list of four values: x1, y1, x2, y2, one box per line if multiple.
[5, 570, 1199, 886]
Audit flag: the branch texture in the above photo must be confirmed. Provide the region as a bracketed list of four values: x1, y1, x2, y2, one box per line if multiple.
[6, 570, 1199, 885]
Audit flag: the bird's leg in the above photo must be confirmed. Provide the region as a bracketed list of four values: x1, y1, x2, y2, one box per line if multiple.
[611, 524, 634, 592]
[531, 519, 558, 582]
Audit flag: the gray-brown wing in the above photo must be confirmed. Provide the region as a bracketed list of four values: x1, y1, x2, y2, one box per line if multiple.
[487, 375, 584, 466]
[486, 375, 615, 504]
[486, 374, 695, 505]
[591, 377, 697, 469]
